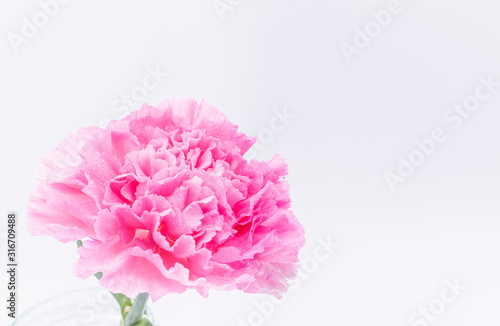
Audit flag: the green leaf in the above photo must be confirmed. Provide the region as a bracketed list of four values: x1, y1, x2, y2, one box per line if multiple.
[124, 293, 150, 326]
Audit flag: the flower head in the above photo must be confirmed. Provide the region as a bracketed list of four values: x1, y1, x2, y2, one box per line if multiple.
[28, 98, 305, 301]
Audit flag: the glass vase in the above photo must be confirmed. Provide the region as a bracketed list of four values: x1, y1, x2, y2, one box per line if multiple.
[12, 287, 155, 326]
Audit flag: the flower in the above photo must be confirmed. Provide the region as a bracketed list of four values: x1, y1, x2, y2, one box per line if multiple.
[27, 98, 305, 302]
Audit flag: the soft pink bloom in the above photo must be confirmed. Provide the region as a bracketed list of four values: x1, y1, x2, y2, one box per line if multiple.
[27, 98, 305, 301]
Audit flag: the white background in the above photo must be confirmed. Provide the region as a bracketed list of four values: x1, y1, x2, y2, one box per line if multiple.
[1, 0, 500, 325]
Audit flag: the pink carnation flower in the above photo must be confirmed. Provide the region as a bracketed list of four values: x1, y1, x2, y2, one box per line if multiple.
[27, 99, 305, 302]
